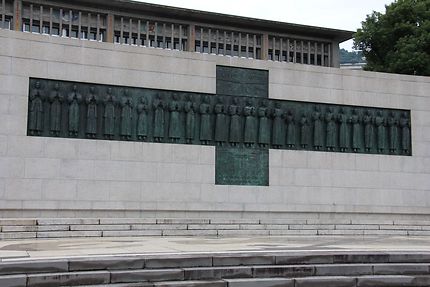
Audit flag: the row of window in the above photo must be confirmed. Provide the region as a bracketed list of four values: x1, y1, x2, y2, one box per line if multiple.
[22, 21, 105, 40]
[12, 2, 334, 66]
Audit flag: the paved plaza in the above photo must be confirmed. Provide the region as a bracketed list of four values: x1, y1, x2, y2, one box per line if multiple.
[2, 236, 430, 261]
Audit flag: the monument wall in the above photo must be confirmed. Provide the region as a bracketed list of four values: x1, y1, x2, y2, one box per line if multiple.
[1, 29, 429, 220]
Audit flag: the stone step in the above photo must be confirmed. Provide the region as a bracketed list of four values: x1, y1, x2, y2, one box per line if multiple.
[3, 218, 430, 239]
[2, 253, 430, 276]
[64, 275, 430, 287]
[1, 263, 430, 286]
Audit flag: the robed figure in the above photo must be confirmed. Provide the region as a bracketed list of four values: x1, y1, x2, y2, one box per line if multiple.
[272, 103, 284, 149]
[387, 111, 398, 153]
[168, 93, 182, 143]
[67, 85, 82, 137]
[120, 90, 133, 140]
[49, 83, 63, 137]
[229, 98, 242, 147]
[299, 112, 309, 149]
[312, 106, 323, 150]
[258, 101, 271, 148]
[184, 95, 196, 144]
[338, 108, 348, 152]
[375, 111, 386, 153]
[400, 112, 410, 154]
[286, 110, 296, 148]
[351, 109, 361, 152]
[104, 88, 116, 140]
[363, 110, 374, 152]
[29, 81, 44, 136]
[325, 107, 336, 151]
[214, 97, 227, 146]
[153, 94, 165, 142]
[243, 99, 257, 147]
[199, 96, 212, 145]
[137, 97, 149, 141]
[86, 87, 98, 138]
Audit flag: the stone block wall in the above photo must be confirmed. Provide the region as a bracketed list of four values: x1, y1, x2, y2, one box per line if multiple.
[0, 29, 429, 220]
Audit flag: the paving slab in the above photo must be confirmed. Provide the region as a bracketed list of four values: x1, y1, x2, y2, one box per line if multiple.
[0, 275, 27, 287]
[295, 276, 356, 287]
[69, 257, 146, 271]
[27, 270, 110, 286]
[356, 275, 429, 287]
[183, 266, 253, 280]
[153, 280, 226, 287]
[225, 277, 294, 287]
[111, 269, 184, 283]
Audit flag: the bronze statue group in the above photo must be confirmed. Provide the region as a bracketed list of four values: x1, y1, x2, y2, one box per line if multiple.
[28, 80, 411, 155]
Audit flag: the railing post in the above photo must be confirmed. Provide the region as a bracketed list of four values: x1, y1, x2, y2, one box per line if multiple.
[261, 33, 269, 60]
[13, 0, 22, 31]
[187, 24, 195, 52]
[106, 13, 114, 43]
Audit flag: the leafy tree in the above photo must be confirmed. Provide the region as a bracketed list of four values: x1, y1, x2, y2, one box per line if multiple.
[340, 49, 365, 64]
[353, 0, 430, 76]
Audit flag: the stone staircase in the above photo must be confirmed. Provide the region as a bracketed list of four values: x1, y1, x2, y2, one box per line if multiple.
[2, 251, 430, 286]
[1, 218, 430, 240]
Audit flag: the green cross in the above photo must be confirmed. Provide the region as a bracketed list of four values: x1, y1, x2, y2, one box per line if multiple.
[215, 66, 269, 186]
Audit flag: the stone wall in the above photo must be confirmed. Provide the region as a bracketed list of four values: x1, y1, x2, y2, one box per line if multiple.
[1, 29, 429, 219]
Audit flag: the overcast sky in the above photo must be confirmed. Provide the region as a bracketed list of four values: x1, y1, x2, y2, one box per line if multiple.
[134, 0, 393, 50]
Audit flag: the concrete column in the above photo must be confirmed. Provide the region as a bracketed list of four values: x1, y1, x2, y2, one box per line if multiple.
[331, 42, 340, 68]
[187, 24, 195, 52]
[13, 0, 22, 31]
[261, 33, 269, 60]
[106, 13, 114, 43]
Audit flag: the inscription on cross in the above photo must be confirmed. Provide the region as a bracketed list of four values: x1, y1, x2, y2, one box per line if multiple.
[26, 67, 412, 186]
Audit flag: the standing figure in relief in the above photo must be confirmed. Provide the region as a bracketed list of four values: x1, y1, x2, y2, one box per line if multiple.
[286, 110, 296, 148]
[388, 111, 399, 153]
[104, 88, 116, 140]
[29, 81, 44, 136]
[49, 83, 63, 137]
[351, 108, 361, 153]
[184, 94, 196, 144]
[375, 111, 386, 153]
[86, 86, 98, 139]
[67, 84, 82, 137]
[258, 100, 271, 148]
[199, 96, 212, 145]
[399, 112, 411, 154]
[137, 96, 149, 141]
[153, 94, 165, 142]
[325, 107, 336, 151]
[168, 93, 182, 143]
[120, 90, 133, 140]
[214, 96, 227, 146]
[299, 112, 309, 149]
[272, 102, 284, 149]
[312, 105, 323, 150]
[243, 98, 257, 148]
[229, 97, 242, 147]
[337, 107, 348, 152]
[363, 109, 374, 152]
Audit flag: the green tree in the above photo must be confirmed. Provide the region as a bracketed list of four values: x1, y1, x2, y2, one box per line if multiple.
[340, 49, 365, 64]
[354, 0, 430, 76]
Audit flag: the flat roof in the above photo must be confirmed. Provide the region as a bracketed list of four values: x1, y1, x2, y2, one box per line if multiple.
[60, 0, 354, 43]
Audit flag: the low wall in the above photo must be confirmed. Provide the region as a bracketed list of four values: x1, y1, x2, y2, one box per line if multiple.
[1, 29, 429, 220]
